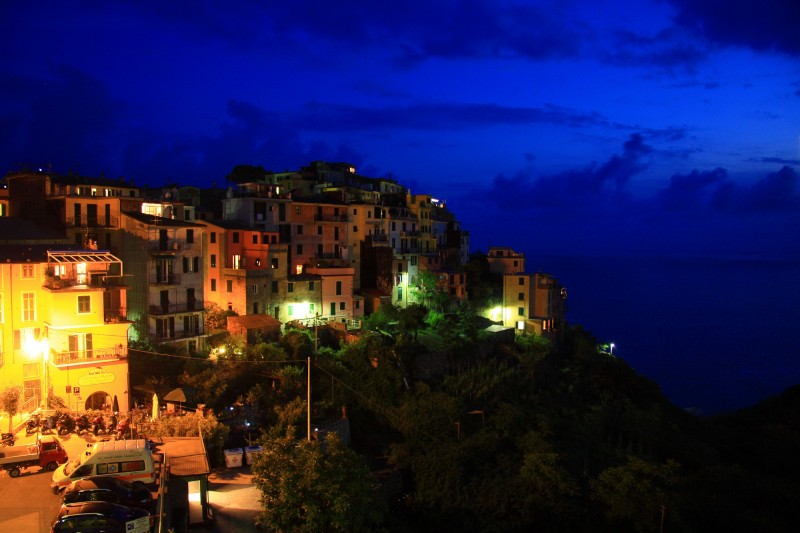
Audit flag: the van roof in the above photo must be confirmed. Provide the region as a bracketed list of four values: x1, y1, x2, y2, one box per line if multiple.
[91, 439, 149, 453]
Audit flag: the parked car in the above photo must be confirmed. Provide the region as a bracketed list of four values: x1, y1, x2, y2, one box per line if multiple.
[62, 476, 154, 512]
[50, 501, 151, 533]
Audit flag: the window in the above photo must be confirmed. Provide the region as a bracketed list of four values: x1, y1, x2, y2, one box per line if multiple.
[308, 281, 314, 291]
[261, 234, 268, 244]
[353, 225, 358, 233]
[336, 281, 342, 295]
[288, 282, 294, 293]
[226, 280, 233, 292]
[518, 307, 525, 317]
[411, 256, 417, 266]
[297, 225, 303, 235]
[210, 254, 217, 267]
[288, 305, 294, 316]
[22, 292, 35, 321]
[252, 234, 258, 244]
[295, 206, 301, 214]
[232, 232, 240, 244]
[77, 295, 91, 313]
[398, 263, 403, 273]
[397, 287, 403, 301]
[250, 284, 258, 294]
[232, 255, 242, 269]
[317, 226, 322, 235]
[519, 277, 525, 285]
[518, 293, 525, 301]
[211, 279, 217, 291]
[210, 232, 217, 244]
[271, 258, 278, 269]
[193, 257, 199, 272]
[340, 301, 345, 310]
[271, 281, 278, 293]
[186, 229, 194, 243]
[21, 265, 34, 279]
[297, 244, 303, 255]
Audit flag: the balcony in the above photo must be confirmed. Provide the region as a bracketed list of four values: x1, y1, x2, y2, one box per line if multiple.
[149, 300, 205, 315]
[148, 240, 195, 254]
[53, 346, 127, 366]
[149, 273, 181, 285]
[104, 306, 128, 323]
[314, 214, 349, 223]
[66, 216, 119, 228]
[151, 326, 206, 344]
[44, 274, 127, 290]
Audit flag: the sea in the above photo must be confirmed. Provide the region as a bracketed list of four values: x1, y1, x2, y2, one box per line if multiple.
[533, 253, 800, 416]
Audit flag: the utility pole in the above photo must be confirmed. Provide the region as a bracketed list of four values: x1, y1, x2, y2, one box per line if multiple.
[307, 355, 311, 442]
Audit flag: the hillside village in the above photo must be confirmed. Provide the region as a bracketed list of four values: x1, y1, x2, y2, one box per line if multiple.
[0, 162, 565, 416]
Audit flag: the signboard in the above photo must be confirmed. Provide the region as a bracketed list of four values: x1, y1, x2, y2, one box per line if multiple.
[73, 387, 80, 395]
[79, 368, 115, 386]
[126, 516, 149, 533]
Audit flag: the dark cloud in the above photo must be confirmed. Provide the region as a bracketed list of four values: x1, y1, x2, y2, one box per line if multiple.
[296, 102, 612, 132]
[657, 167, 728, 210]
[0, 66, 124, 174]
[745, 166, 800, 212]
[747, 156, 800, 166]
[671, 0, 800, 56]
[604, 27, 708, 71]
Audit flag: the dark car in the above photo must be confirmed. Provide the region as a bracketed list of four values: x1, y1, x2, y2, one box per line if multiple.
[61, 476, 154, 511]
[50, 501, 150, 533]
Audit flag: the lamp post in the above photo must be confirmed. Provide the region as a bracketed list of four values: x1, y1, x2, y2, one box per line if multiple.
[609, 343, 615, 355]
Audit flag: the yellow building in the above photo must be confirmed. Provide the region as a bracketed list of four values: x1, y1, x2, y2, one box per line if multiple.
[0, 243, 132, 414]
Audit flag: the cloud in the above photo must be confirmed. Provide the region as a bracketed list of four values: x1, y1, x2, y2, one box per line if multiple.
[295, 102, 612, 132]
[747, 156, 800, 166]
[604, 27, 708, 71]
[670, 0, 800, 56]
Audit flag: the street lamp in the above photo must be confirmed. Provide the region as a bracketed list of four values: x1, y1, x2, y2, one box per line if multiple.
[609, 343, 615, 355]
[24, 338, 50, 407]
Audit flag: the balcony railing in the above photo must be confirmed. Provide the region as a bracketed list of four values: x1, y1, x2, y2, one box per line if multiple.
[104, 307, 128, 323]
[66, 216, 119, 228]
[44, 275, 127, 290]
[149, 301, 206, 315]
[149, 273, 181, 285]
[151, 326, 206, 343]
[53, 346, 127, 366]
[314, 214, 350, 223]
[148, 240, 195, 253]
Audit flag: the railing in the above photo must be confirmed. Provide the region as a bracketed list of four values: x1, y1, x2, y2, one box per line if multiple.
[149, 273, 181, 285]
[66, 215, 119, 228]
[148, 241, 190, 253]
[151, 327, 206, 343]
[53, 346, 127, 365]
[104, 306, 128, 323]
[149, 301, 205, 315]
[314, 214, 350, 223]
[44, 275, 127, 290]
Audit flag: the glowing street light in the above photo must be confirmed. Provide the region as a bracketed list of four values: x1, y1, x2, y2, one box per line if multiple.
[25, 338, 50, 407]
[609, 343, 615, 355]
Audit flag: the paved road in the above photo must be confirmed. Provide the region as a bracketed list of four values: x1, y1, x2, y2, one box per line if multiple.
[0, 429, 113, 532]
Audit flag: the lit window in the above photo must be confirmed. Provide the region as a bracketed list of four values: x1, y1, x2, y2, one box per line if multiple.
[77, 295, 91, 314]
[21, 265, 35, 279]
[288, 305, 294, 316]
[22, 292, 35, 321]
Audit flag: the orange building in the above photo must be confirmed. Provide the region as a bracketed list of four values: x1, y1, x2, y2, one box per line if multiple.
[501, 272, 566, 338]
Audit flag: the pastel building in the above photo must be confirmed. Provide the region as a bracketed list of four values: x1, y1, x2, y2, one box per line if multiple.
[501, 272, 566, 338]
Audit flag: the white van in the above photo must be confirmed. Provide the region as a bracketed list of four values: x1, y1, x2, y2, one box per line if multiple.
[51, 439, 156, 492]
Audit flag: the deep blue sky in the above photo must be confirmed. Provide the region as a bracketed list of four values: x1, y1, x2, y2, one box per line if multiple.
[2, 1, 799, 258]
[2, 1, 799, 412]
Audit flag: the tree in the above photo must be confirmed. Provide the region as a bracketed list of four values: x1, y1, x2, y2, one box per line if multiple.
[252, 427, 386, 532]
[1, 385, 23, 433]
[204, 302, 238, 331]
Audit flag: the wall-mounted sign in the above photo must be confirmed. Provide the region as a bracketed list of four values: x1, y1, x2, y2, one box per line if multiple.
[79, 368, 115, 386]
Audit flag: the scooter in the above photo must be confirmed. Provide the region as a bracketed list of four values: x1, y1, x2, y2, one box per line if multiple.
[25, 414, 41, 435]
[115, 418, 131, 440]
[1, 432, 15, 446]
[40, 416, 55, 435]
[75, 415, 91, 435]
[57, 413, 76, 435]
[92, 415, 108, 436]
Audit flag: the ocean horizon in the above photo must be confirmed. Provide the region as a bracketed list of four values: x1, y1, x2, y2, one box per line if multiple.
[533, 252, 800, 416]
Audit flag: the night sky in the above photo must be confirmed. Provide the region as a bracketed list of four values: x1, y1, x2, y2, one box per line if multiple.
[2, 1, 799, 411]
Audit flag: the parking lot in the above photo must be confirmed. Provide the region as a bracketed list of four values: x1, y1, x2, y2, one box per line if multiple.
[0, 429, 119, 532]
[0, 426, 262, 532]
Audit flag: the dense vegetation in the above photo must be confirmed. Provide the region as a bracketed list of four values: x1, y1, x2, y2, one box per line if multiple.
[130, 303, 800, 532]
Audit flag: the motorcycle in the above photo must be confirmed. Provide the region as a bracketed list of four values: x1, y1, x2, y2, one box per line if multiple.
[115, 418, 131, 440]
[74, 415, 91, 435]
[57, 413, 76, 435]
[40, 415, 56, 435]
[25, 414, 41, 435]
[92, 415, 108, 436]
[1, 432, 15, 446]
